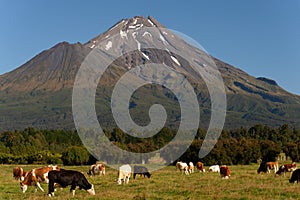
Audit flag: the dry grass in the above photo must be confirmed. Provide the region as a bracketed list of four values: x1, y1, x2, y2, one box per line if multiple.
[0, 164, 300, 199]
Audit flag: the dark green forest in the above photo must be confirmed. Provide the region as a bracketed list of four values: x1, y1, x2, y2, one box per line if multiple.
[0, 124, 299, 166]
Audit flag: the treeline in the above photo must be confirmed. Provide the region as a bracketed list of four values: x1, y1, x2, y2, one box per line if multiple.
[0, 124, 299, 165]
[0, 128, 91, 165]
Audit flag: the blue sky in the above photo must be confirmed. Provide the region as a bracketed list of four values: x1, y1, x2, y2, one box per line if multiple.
[1, 0, 299, 94]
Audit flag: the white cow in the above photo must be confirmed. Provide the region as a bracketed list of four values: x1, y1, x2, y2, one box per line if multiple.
[176, 161, 189, 175]
[117, 164, 132, 185]
[209, 165, 220, 173]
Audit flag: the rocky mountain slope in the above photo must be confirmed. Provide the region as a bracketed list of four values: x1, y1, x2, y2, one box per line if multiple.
[0, 16, 299, 131]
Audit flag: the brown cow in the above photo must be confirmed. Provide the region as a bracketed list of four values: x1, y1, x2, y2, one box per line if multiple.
[276, 163, 297, 177]
[196, 162, 205, 172]
[266, 161, 279, 173]
[13, 167, 29, 181]
[220, 165, 230, 179]
[20, 165, 60, 193]
[257, 161, 279, 174]
[176, 161, 189, 175]
[87, 163, 106, 176]
[188, 162, 194, 173]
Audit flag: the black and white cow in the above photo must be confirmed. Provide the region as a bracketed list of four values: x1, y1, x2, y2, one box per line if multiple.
[289, 169, 300, 184]
[48, 169, 95, 196]
[133, 166, 151, 179]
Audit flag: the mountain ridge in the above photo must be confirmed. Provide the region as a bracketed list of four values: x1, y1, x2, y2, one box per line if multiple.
[0, 16, 299, 131]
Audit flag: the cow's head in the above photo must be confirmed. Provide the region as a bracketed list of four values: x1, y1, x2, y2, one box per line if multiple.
[87, 184, 95, 195]
[145, 172, 151, 178]
[117, 178, 122, 185]
[20, 182, 27, 193]
[53, 165, 60, 171]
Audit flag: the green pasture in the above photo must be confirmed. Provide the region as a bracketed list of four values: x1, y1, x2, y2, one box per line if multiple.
[0, 164, 299, 200]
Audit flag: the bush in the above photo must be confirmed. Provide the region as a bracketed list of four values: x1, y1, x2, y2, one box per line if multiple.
[61, 146, 90, 165]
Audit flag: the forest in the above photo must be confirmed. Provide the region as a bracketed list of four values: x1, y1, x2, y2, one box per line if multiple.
[0, 124, 299, 166]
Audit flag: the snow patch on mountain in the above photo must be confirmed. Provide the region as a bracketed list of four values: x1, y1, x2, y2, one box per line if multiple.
[132, 32, 141, 51]
[147, 18, 154, 26]
[141, 52, 150, 60]
[120, 30, 128, 39]
[160, 34, 169, 45]
[171, 56, 181, 66]
[105, 41, 112, 50]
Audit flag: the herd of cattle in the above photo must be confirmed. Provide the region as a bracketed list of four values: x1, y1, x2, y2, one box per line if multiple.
[12, 161, 300, 196]
[13, 165, 95, 196]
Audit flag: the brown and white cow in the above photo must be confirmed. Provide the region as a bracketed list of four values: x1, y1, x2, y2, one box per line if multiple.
[196, 161, 205, 172]
[117, 164, 131, 185]
[13, 167, 29, 181]
[220, 165, 230, 179]
[188, 162, 194, 174]
[176, 161, 189, 175]
[209, 165, 220, 173]
[257, 161, 279, 174]
[20, 165, 60, 193]
[266, 161, 279, 173]
[87, 163, 106, 176]
[276, 163, 297, 177]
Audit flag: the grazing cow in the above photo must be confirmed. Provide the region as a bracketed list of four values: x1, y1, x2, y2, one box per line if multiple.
[13, 167, 28, 181]
[20, 165, 60, 193]
[257, 161, 268, 173]
[266, 161, 279, 173]
[209, 165, 220, 173]
[276, 163, 297, 177]
[176, 161, 189, 175]
[188, 162, 194, 173]
[289, 169, 300, 184]
[48, 169, 95, 196]
[257, 161, 279, 174]
[133, 166, 151, 179]
[196, 162, 205, 172]
[117, 164, 132, 185]
[220, 165, 230, 179]
[87, 163, 105, 176]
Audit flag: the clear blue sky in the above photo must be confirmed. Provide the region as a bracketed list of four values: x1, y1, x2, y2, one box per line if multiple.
[1, 0, 299, 94]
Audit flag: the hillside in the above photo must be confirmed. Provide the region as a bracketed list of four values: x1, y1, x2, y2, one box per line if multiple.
[0, 16, 299, 131]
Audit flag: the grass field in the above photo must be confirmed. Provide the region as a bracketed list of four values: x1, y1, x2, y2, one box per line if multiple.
[1, 164, 300, 200]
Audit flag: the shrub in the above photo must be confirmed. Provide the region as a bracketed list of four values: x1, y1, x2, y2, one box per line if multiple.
[61, 146, 90, 165]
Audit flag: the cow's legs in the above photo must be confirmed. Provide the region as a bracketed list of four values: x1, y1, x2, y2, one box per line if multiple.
[48, 180, 55, 196]
[36, 182, 44, 192]
[70, 184, 76, 196]
[125, 176, 129, 184]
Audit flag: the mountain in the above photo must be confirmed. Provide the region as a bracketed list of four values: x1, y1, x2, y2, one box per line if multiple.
[0, 16, 300, 131]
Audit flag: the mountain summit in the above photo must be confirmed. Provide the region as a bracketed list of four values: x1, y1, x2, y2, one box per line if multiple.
[0, 16, 299, 131]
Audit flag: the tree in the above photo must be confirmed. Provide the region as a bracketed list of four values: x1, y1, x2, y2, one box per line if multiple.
[61, 146, 90, 165]
[259, 140, 280, 161]
[283, 142, 298, 162]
